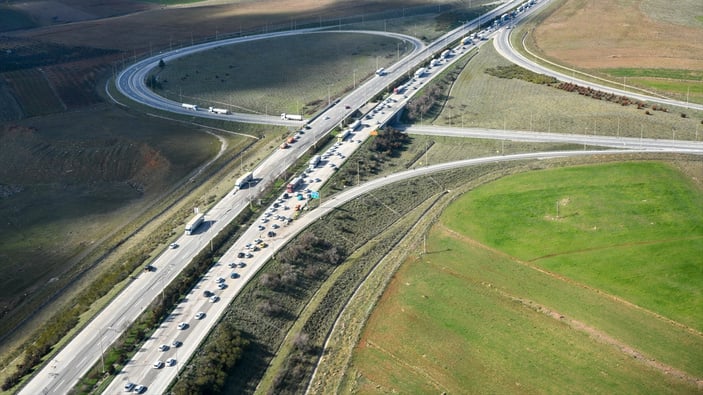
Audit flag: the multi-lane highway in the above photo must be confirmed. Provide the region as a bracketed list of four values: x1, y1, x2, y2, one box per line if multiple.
[21, 0, 703, 393]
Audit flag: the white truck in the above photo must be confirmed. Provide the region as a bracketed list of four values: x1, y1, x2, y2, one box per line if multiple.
[308, 155, 321, 169]
[280, 113, 303, 121]
[208, 107, 229, 115]
[181, 103, 198, 111]
[349, 119, 361, 131]
[441, 49, 452, 58]
[185, 213, 205, 235]
[235, 172, 254, 188]
[414, 67, 427, 78]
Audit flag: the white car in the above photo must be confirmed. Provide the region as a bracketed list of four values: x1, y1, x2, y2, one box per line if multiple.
[158, 344, 169, 352]
[124, 382, 135, 392]
[169, 243, 178, 249]
[210, 295, 220, 303]
[216, 277, 225, 283]
[153, 360, 164, 369]
[134, 385, 146, 394]
[195, 312, 206, 320]
[166, 358, 177, 367]
[177, 322, 188, 330]
[217, 282, 227, 289]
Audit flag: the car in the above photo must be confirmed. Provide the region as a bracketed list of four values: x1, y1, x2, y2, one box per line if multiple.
[124, 382, 136, 392]
[144, 265, 156, 272]
[153, 360, 164, 369]
[171, 340, 182, 348]
[282, 193, 289, 199]
[166, 358, 177, 367]
[237, 252, 245, 258]
[230, 272, 240, 279]
[273, 202, 280, 208]
[169, 243, 178, 249]
[228, 262, 237, 268]
[203, 290, 213, 298]
[267, 231, 276, 237]
[216, 277, 225, 283]
[134, 385, 146, 394]
[177, 322, 188, 330]
[195, 312, 206, 320]
[238, 262, 246, 268]
[260, 218, 268, 223]
[254, 238, 263, 244]
[315, 178, 322, 182]
[345, 105, 351, 109]
[271, 223, 280, 229]
[217, 282, 227, 289]
[257, 225, 265, 231]
[158, 344, 169, 352]
[245, 252, 253, 258]
[210, 295, 220, 303]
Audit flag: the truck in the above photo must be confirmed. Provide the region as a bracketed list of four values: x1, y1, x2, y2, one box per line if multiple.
[414, 67, 427, 78]
[441, 49, 451, 58]
[349, 119, 361, 131]
[308, 155, 321, 169]
[393, 85, 406, 95]
[337, 129, 351, 142]
[376, 67, 385, 76]
[235, 172, 254, 189]
[286, 176, 302, 193]
[281, 113, 303, 121]
[181, 103, 198, 111]
[185, 213, 205, 235]
[287, 136, 296, 144]
[430, 58, 441, 67]
[208, 107, 229, 114]
[461, 36, 472, 45]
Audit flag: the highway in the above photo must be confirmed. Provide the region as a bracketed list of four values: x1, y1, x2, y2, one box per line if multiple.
[403, 125, 703, 153]
[22, 0, 703, 393]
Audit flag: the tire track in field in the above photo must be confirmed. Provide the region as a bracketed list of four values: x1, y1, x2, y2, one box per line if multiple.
[528, 235, 703, 263]
[365, 339, 448, 393]
[430, 259, 703, 390]
[435, 223, 703, 339]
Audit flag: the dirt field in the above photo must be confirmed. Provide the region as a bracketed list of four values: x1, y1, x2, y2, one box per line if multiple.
[532, 0, 703, 71]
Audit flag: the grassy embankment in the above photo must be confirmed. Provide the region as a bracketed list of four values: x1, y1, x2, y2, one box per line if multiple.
[342, 161, 703, 393]
[438, 41, 703, 140]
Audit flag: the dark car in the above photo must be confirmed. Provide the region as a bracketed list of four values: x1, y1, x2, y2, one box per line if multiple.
[267, 231, 276, 237]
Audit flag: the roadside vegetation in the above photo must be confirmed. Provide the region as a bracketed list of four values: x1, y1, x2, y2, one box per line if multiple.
[340, 159, 703, 393]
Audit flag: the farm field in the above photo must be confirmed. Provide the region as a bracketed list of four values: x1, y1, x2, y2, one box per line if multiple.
[527, 0, 703, 103]
[153, 32, 412, 117]
[0, 105, 222, 347]
[435, 42, 703, 140]
[342, 161, 703, 393]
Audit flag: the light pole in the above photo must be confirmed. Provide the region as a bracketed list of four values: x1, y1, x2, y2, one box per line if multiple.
[327, 84, 331, 106]
[353, 69, 357, 89]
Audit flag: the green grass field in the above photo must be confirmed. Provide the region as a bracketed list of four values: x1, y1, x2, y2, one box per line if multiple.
[343, 161, 703, 393]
